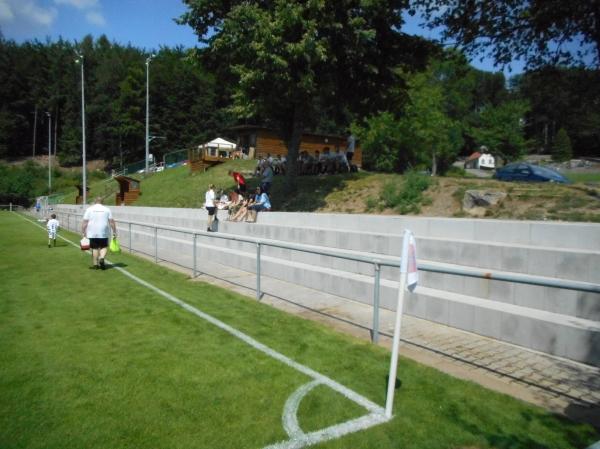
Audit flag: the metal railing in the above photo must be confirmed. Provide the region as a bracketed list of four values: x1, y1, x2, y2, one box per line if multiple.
[59, 211, 600, 344]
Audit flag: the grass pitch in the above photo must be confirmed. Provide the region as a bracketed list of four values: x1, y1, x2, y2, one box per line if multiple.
[0, 211, 598, 449]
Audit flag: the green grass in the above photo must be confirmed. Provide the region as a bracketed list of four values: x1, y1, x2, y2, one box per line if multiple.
[566, 172, 600, 184]
[1, 212, 598, 449]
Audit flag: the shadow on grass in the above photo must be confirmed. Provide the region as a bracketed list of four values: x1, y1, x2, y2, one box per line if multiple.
[107, 262, 128, 269]
[447, 403, 598, 449]
[247, 172, 367, 212]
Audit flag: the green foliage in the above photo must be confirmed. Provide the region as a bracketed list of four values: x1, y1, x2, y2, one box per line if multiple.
[0, 36, 227, 167]
[470, 100, 530, 163]
[180, 0, 422, 191]
[398, 68, 464, 175]
[413, 0, 600, 68]
[379, 171, 432, 214]
[354, 112, 403, 172]
[513, 67, 600, 157]
[552, 128, 573, 162]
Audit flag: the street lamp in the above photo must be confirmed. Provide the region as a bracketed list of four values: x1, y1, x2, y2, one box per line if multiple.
[75, 51, 87, 207]
[145, 53, 156, 174]
[46, 112, 52, 194]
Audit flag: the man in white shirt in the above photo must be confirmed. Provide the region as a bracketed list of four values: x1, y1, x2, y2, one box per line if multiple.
[46, 213, 59, 248]
[82, 197, 117, 270]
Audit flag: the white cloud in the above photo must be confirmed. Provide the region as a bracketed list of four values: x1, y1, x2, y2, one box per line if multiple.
[85, 9, 104, 26]
[0, 0, 57, 27]
[22, 1, 57, 26]
[53, 0, 98, 10]
[0, 0, 15, 22]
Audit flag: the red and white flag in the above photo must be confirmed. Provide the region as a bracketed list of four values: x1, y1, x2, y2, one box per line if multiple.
[406, 231, 418, 291]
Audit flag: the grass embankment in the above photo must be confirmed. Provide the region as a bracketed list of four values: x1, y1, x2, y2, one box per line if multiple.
[54, 159, 600, 222]
[1, 212, 598, 448]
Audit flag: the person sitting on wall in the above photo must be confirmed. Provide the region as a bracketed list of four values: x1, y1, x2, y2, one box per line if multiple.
[319, 147, 335, 175]
[312, 150, 322, 175]
[302, 152, 315, 175]
[279, 155, 287, 175]
[246, 186, 271, 223]
[254, 157, 265, 176]
[228, 190, 248, 221]
[335, 148, 350, 173]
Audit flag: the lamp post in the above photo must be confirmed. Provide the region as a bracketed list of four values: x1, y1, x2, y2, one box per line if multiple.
[46, 112, 52, 194]
[145, 54, 155, 174]
[75, 51, 87, 207]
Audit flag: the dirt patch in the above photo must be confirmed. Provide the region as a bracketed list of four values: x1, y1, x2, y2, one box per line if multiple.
[313, 174, 600, 222]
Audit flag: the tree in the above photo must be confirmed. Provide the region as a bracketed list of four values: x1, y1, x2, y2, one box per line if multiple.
[552, 128, 573, 162]
[411, 0, 600, 69]
[354, 112, 404, 172]
[513, 67, 600, 157]
[399, 69, 463, 175]
[470, 100, 530, 163]
[179, 0, 418, 192]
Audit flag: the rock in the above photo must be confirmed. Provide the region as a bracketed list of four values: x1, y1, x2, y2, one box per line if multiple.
[462, 190, 507, 213]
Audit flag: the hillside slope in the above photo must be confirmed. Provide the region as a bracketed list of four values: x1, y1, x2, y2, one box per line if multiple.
[65, 160, 600, 222]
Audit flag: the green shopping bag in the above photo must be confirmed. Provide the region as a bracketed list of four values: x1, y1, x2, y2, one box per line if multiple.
[109, 237, 121, 253]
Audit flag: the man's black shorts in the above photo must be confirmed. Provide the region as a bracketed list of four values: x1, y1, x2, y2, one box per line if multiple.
[206, 207, 216, 216]
[90, 238, 109, 249]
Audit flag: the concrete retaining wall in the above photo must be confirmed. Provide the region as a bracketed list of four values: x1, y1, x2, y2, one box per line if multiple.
[54, 205, 600, 366]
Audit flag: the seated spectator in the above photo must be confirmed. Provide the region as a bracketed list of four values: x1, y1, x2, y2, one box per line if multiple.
[280, 155, 287, 175]
[313, 150, 322, 174]
[246, 186, 271, 223]
[302, 152, 315, 175]
[228, 191, 247, 221]
[319, 147, 335, 175]
[217, 192, 231, 210]
[335, 148, 350, 173]
[261, 161, 274, 193]
[254, 157, 265, 176]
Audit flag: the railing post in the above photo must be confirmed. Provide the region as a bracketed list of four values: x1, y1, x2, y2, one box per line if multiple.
[192, 233, 197, 277]
[154, 227, 158, 263]
[67, 213, 70, 232]
[128, 222, 132, 253]
[256, 242, 261, 300]
[372, 263, 381, 343]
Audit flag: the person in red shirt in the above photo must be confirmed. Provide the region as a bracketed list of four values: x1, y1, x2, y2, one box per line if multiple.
[229, 170, 247, 193]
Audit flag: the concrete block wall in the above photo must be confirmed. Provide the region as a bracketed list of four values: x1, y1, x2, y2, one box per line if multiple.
[54, 205, 600, 366]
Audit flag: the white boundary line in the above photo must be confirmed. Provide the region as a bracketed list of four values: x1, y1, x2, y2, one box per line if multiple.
[16, 212, 391, 449]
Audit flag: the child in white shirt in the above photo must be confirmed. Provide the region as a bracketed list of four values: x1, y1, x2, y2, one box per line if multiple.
[46, 214, 59, 247]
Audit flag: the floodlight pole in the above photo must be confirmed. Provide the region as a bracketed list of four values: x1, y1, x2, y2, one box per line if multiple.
[145, 54, 155, 174]
[46, 112, 52, 194]
[76, 52, 87, 207]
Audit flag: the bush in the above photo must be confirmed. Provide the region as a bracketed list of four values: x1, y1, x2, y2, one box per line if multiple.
[379, 171, 432, 214]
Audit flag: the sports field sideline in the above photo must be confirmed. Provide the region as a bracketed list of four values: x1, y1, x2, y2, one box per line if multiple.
[0, 211, 597, 449]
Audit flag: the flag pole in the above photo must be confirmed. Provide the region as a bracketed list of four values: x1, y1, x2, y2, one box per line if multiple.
[385, 229, 410, 418]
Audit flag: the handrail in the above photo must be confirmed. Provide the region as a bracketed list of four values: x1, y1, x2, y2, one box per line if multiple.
[61, 212, 600, 295]
[57, 210, 600, 344]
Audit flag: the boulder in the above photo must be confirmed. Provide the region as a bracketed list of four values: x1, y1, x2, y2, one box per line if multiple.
[462, 190, 507, 216]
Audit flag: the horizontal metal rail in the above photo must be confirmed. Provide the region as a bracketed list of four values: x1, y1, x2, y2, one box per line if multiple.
[60, 212, 600, 294]
[56, 210, 600, 344]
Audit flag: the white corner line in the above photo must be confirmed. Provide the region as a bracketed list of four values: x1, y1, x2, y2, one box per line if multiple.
[16, 212, 392, 449]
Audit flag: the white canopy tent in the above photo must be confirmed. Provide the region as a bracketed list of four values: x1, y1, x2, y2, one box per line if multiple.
[199, 137, 237, 158]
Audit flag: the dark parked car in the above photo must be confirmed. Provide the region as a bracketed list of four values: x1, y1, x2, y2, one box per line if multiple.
[494, 163, 571, 184]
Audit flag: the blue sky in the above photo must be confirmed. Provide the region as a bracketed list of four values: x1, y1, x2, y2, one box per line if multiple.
[0, 0, 523, 74]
